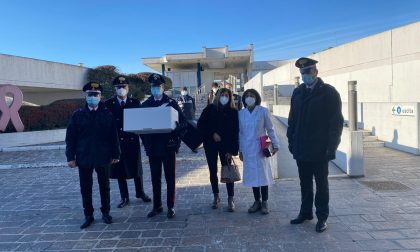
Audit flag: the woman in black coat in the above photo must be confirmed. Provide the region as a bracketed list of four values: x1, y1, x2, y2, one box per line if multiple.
[198, 88, 239, 212]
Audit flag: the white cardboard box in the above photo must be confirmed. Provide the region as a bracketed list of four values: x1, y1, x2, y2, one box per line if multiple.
[124, 106, 178, 134]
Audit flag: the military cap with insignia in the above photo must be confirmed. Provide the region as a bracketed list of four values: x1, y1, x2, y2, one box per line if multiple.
[112, 75, 129, 86]
[295, 57, 318, 69]
[148, 73, 165, 86]
[83, 81, 103, 93]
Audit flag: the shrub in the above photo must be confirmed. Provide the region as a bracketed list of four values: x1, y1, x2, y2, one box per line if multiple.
[2, 99, 85, 133]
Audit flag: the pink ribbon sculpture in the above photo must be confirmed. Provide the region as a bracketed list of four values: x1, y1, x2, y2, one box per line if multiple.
[0, 85, 24, 132]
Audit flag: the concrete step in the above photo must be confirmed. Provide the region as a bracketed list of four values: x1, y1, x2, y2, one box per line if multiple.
[363, 135, 378, 142]
[360, 130, 372, 136]
[363, 141, 385, 148]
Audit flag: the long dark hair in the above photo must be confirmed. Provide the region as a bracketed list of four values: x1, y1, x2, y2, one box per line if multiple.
[214, 88, 236, 110]
[242, 89, 262, 108]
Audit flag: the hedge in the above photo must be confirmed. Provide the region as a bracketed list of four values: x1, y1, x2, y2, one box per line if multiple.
[2, 99, 85, 133]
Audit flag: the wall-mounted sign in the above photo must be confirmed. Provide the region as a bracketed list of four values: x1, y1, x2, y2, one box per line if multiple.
[391, 105, 415, 116]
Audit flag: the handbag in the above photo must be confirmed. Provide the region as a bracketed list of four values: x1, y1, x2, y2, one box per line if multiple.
[259, 135, 272, 158]
[220, 157, 241, 183]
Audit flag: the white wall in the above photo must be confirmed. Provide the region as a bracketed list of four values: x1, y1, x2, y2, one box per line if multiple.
[244, 72, 263, 95]
[244, 22, 420, 155]
[361, 102, 420, 154]
[0, 54, 88, 90]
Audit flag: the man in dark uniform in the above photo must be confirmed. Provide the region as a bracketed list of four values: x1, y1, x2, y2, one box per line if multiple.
[177, 86, 196, 121]
[141, 73, 186, 219]
[207, 82, 219, 105]
[105, 76, 151, 208]
[287, 57, 344, 233]
[65, 82, 121, 229]
[225, 83, 242, 110]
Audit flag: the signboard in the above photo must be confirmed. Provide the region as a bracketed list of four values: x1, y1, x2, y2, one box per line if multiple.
[391, 105, 415, 116]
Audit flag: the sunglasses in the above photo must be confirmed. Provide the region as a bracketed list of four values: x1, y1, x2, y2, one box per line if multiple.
[115, 85, 127, 89]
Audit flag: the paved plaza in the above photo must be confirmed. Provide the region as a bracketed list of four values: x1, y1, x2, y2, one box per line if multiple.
[1, 140, 420, 251]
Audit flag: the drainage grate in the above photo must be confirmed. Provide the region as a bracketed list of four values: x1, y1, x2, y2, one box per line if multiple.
[360, 180, 411, 191]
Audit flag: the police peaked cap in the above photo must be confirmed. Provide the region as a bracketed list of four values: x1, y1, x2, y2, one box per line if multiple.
[112, 75, 129, 85]
[295, 57, 318, 69]
[83, 81, 103, 93]
[148, 73, 166, 86]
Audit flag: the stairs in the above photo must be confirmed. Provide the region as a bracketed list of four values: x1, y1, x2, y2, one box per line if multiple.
[360, 130, 385, 148]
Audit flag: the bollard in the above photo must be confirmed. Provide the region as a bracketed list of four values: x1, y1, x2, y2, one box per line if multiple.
[273, 84, 278, 105]
[348, 81, 358, 131]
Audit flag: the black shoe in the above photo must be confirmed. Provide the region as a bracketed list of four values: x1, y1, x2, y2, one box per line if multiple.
[316, 220, 328, 233]
[290, 214, 314, 224]
[147, 207, 163, 218]
[117, 198, 130, 208]
[136, 193, 152, 203]
[167, 208, 176, 219]
[80, 216, 94, 229]
[102, 213, 113, 224]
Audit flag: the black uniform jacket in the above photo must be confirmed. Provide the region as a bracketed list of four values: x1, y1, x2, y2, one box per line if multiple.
[65, 102, 121, 168]
[141, 94, 185, 157]
[105, 96, 142, 179]
[287, 78, 344, 162]
[197, 103, 239, 156]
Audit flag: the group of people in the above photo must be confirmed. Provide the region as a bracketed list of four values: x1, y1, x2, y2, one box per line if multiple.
[65, 57, 344, 234]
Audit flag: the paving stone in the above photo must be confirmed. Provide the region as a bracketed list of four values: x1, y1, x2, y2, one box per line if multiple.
[396, 239, 420, 249]
[94, 239, 118, 248]
[1, 129, 420, 251]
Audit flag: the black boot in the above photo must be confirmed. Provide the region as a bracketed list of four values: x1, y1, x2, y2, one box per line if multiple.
[167, 208, 176, 219]
[102, 213, 113, 224]
[136, 193, 151, 203]
[147, 206, 163, 218]
[316, 220, 328, 233]
[80, 216, 94, 229]
[117, 198, 130, 208]
[290, 214, 313, 224]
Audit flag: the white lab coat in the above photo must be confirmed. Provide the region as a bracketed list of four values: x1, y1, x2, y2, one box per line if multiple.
[239, 106, 280, 187]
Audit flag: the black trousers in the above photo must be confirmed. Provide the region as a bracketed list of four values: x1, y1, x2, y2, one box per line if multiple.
[252, 186, 268, 201]
[78, 165, 110, 217]
[204, 144, 234, 197]
[117, 176, 145, 200]
[149, 153, 176, 209]
[296, 160, 329, 220]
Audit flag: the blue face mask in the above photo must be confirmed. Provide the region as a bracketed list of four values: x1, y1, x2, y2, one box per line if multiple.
[86, 96, 100, 107]
[302, 74, 314, 86]
[151, 87, 162, 97]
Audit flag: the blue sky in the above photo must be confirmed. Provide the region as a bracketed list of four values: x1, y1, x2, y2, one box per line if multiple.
[1, 0, 420, 74]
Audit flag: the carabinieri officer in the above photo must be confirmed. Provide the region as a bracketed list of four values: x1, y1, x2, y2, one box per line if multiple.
[65, 82, 121, 229]
[141, 73, 186, 219]
[105, 76, 151, 209]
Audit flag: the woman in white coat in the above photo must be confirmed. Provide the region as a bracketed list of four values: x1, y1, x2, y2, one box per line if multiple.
[239, 89, 279, 214]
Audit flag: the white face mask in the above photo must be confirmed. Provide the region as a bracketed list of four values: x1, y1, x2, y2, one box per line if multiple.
[181, 90, 188, 96]
[212, 88, 218, 93]
[220, 96, 229, 105]
[245, 97, 256, 107]
[116, 88, 127, 97]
